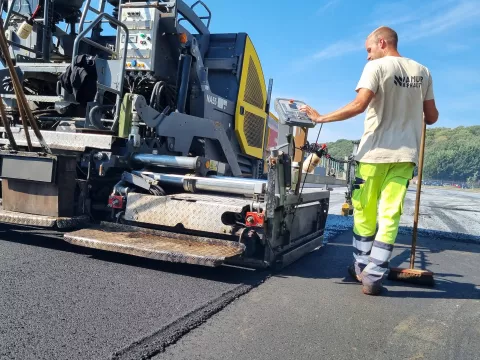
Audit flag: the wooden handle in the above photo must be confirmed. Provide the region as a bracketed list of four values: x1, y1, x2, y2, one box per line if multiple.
[0, 19, 51, 154]
[294, 127, 308, 195]
[410, 122, 426, 269]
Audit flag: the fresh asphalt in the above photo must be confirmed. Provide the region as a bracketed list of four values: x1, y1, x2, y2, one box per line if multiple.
[0, 227, 268, 360]
[158, 228, 480, 360]
[1, 188, 479, 359]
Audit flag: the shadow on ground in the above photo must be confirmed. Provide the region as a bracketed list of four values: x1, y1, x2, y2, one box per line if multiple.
[277, 215, 480, 301]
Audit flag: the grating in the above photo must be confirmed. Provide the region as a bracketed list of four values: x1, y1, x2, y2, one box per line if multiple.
[244, 111, 265, 148]
[243, 57, 264, 108]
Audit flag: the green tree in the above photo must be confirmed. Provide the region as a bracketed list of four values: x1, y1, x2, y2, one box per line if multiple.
[467, 171, 479, 188]
[326, 126, 480, 182]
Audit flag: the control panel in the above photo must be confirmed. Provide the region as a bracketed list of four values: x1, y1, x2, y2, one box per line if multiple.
[116, 4, 160, 71]
[274, 98, 316, 128]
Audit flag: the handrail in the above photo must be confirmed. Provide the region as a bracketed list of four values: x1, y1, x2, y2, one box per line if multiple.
[4, 0, 18, 27]
[72, 12, 129, 124]
[177, 0, 210, 35]
[78, 0, 95, 33]
[78, 0, 106, 33]
[191, 1, 212, 28]
[72, 12, 129, 68]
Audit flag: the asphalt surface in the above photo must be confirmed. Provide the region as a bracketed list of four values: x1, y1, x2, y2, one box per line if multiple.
[1, 187, 479, 360]
[400, 187, 480, 236]
[0, 227, 267, 360]
[159, 228, 480, 360]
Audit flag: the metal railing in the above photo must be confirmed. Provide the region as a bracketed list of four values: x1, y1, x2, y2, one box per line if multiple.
[72, 12, 129, 126]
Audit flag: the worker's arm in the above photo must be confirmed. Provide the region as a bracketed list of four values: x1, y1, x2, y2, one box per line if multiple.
[423, 73, 438, 125]
[299, 88, 374, 123]
[423, 99, 438, 125]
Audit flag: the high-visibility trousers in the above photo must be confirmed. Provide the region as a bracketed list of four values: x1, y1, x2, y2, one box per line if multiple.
[351, 162, 414, 285]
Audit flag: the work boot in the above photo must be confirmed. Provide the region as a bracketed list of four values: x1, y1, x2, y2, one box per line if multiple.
[362, 283, 383, 296]
[347, 264, 362, 283]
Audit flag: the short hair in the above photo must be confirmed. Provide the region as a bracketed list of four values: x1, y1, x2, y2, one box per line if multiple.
[367, 26, 398, 48]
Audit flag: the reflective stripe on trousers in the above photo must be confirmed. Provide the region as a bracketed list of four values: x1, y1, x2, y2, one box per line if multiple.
[351, 162, 414, 285]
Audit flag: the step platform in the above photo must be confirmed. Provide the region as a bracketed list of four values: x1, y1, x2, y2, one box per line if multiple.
[0, 205, 89, 229]
[63, 223, 246, 267]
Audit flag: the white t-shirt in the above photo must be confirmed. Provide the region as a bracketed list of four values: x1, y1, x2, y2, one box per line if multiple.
[354, 56, 434, 165]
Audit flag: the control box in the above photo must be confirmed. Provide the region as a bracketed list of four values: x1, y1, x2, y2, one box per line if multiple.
[116, 3, 161, 71]
[274, 98, 316, 128]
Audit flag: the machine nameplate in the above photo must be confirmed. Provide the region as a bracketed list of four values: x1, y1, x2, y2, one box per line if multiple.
[126, 49, 151, 59]
[123, 20, 152, 30]
[0, 156, 55, 183]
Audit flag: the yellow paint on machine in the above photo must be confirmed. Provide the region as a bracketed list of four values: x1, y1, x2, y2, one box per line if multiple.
[235, 35, 268, 159]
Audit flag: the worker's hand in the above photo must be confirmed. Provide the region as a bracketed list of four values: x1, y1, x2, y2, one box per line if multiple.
[299, 105, 323, 123]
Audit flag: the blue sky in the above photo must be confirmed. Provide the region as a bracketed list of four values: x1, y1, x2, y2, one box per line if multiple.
[198, 0, 480, 143]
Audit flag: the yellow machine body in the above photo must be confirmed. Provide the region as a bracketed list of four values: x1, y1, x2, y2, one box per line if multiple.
[235, 36, 268, 159]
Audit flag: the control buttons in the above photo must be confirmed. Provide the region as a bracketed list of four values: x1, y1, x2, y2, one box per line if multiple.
[126, 61, 145, 68]
[139, 33, 146, 38]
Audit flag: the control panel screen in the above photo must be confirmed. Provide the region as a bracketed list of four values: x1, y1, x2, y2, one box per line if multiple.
[274, 98, 316, 128]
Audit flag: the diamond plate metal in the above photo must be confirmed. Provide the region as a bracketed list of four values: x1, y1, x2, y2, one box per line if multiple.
[0, 130, 114, 151]
[56, 216, 91, 229]
[124, 193, 252, 235]
[169, 193, 254, 207]
[63, 223, 245, 267]
[0, 206, 89, 229]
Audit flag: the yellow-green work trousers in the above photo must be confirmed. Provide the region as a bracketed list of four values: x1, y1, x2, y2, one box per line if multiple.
[352, 162, 415, 285]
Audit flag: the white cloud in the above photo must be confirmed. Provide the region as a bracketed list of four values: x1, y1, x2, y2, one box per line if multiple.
[312, 40, 364, 61]
[402, 1, 480, 42]
[443, 43, 470, 52]
[299, 0, 480, 65]
[370, 0, 457, 26]
[290, 39, 364, 72]
[316, 0, 340, 15]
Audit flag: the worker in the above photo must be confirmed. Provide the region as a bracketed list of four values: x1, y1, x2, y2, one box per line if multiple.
[299, 26, 439, 295]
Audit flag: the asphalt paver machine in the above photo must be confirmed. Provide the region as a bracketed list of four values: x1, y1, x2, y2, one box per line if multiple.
[0, 0, 352, 269]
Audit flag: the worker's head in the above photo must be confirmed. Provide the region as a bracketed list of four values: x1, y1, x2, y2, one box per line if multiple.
[365, 26, 398, 61]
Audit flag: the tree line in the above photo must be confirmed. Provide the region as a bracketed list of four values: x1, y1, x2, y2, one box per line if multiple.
[325, 125, 480, 183]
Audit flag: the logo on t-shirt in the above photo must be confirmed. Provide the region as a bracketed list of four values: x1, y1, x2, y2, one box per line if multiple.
[394, 75, 423, 88]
